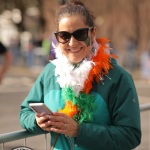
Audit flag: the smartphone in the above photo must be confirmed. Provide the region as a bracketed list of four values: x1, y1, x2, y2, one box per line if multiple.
[29, 103, 53, 116]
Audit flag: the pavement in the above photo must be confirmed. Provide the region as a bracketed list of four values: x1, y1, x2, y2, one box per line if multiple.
[0, 66, 46, 150]
[7, 66, 44, 78]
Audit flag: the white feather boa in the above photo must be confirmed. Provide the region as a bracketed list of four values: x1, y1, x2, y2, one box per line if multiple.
[51, 39, 101, 96]
[52, 49, 93, 96]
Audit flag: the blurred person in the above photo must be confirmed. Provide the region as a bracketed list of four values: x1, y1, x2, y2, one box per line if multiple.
[42, 35, 51, 64]
[48, 34, 58, 60]
[9, 37, 21, 66]
[20, 0, 141, 150]
[20, 31, 35, 67]
[140, 44, 150, 83]
[124, 37, 137, 71]
[0, 41, 13, 84]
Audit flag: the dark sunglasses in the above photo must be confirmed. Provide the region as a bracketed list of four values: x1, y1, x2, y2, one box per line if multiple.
[54, 26, 93, 44]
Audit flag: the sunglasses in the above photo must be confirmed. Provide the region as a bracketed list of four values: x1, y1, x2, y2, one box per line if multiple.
[54, 26, 93, 44]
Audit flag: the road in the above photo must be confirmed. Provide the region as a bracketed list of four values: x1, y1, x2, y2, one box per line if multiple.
[0, 69, 150, 150]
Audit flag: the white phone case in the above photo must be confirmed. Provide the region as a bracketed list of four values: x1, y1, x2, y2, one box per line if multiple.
[29, 103, 53, 116]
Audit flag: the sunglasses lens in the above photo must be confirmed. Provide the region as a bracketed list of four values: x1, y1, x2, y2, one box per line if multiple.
[55, 27, 92, 44]
[73, 28, 88, 41]
[55, 32, 71, 43]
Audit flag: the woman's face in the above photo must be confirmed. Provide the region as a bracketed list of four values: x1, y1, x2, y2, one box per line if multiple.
[57, 15, 96, 64]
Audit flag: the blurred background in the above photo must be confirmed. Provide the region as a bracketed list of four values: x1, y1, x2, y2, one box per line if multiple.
[0, 0, 150, 75]
[0, 0, 150, 73]
[0, 0, 150, 150]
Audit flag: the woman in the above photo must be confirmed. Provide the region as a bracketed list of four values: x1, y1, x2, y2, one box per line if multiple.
[20, 1, 141, 149]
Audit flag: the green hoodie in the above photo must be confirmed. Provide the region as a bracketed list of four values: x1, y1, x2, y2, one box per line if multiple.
[20, 59, 141, 150]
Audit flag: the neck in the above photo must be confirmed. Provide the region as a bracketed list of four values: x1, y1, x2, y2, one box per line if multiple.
[71, 59, 84, 69]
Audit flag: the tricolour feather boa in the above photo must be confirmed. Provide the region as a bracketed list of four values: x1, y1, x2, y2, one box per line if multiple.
[51, 38, 118, 123]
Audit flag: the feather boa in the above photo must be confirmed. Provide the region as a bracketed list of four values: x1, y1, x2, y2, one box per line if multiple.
[51, 38, 118, 123]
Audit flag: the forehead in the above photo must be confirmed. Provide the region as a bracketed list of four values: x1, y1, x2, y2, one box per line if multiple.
[58, 15, 87, 31]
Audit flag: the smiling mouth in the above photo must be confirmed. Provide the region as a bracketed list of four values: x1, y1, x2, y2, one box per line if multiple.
[68, 47, 83, 53]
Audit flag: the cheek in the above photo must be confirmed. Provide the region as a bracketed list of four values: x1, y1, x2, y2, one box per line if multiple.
[83, 36, 91, 47]
[59, 44, 66, 53]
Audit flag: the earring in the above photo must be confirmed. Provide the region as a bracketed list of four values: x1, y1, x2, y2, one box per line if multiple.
[91, 47, 96, 52]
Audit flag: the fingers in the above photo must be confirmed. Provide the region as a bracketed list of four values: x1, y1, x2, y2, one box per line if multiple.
[35, 113, 67, 132]
[35, 112, 78, 137]
[49, 114, 78, 137]
[35, 114, 51, 129]
[49, 121, 78, 137]
[43, 122, 67, 133]
[64, 123, 67, 130]
[49, 112, 69, 123]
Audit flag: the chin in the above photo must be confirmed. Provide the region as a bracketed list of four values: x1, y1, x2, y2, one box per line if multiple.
[70, 58, 82, 64]
[67, 52, 87, 64]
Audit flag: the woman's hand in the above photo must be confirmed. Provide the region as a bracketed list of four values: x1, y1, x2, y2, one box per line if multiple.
[35, 114, 52, 131]
[37, 112, 78, 137]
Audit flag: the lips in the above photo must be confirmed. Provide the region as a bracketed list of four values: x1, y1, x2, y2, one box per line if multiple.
[68, 47, 83, 53]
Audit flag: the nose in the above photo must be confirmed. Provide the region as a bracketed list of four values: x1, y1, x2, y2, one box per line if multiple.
[68, 35, 78, 47]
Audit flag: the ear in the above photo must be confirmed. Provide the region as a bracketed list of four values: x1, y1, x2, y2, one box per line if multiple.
[93, 27, 97, 37]
[91, 27, 97, 43]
